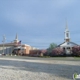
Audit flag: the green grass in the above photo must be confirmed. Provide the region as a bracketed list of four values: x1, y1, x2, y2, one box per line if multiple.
[0, 55, 80, 61]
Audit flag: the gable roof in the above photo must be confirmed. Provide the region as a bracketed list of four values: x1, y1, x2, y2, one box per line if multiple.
[58, 41, 78, 47]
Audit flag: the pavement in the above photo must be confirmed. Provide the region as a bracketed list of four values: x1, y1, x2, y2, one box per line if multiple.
[0, 56, 79, 80]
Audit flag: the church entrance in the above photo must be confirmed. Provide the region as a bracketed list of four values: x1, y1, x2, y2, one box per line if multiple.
[12, 48, 21, 55]
[66, 47, 71, 54]
[63, 47, 72, 56]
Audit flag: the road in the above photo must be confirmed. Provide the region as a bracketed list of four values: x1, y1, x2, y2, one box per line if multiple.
[0, 56, 79, 80]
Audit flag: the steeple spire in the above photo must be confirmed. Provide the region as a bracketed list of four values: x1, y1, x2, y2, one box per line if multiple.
[66, 20, 68, 30]
[15, 33, 18, 40]
[14, 33, 19, 43]
[64, 21, 70, 42]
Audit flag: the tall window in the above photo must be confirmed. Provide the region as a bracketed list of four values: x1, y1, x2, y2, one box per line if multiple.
[66, 33, 69, 37]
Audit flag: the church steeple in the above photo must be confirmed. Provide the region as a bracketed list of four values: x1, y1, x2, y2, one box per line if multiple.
[15, 33, 18, 40]
[14, 33, 19, 43]
[64, 21, 70, 42]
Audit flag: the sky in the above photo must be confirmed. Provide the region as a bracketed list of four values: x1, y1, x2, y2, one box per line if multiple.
[0, 0, 80, 49]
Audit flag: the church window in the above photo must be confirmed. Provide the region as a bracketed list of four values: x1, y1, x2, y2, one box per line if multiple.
[63, 47, 65, 50]
[67, 47, 70, 49]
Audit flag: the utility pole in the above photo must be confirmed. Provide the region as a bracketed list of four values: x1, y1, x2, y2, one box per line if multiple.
[2, 35, 6, 55]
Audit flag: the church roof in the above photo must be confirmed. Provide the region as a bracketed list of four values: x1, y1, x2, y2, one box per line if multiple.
[58, 41, 78, 47]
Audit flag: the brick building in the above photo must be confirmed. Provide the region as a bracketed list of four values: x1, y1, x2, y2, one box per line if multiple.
[0, 34, 38, 55]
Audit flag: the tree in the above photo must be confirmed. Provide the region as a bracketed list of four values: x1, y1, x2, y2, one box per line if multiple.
[47, 43, 57, 54]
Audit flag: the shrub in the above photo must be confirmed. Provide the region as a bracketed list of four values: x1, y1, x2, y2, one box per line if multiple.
[72, 46, 80, 56]
[50, 47, 64, 57]
[41, 49, 48, 56]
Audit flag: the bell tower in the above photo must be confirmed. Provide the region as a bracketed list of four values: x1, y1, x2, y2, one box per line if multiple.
[64, 21, 70, 42]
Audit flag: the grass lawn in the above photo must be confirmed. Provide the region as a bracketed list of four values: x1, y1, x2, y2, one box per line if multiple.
[0, 55, 80, 61]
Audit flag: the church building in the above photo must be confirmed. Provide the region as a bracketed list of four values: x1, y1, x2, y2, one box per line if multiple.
[0, 34, 38, 55]
[58, 22, 78, 55]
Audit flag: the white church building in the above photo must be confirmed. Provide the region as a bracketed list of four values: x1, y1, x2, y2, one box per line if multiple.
[58, 22, 78, 55]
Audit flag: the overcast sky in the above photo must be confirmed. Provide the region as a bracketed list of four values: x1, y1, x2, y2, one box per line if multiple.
[0, 0, 80, 49]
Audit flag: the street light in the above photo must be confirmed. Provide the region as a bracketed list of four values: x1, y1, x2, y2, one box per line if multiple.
[2, 35, 6, 55]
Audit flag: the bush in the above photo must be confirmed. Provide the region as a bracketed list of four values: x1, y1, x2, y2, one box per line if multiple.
[50, 47, 64, 57]
[72, 46, 80, 57]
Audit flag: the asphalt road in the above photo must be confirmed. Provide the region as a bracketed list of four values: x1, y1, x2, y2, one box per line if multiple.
[0, 56, 79, 80]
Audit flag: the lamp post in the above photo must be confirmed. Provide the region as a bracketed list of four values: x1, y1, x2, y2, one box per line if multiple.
[2, 35, 6, 55]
